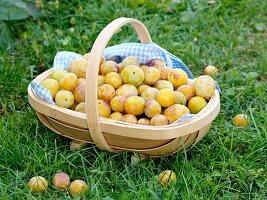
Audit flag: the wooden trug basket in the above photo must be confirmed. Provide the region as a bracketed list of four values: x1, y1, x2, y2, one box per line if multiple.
[28, 17, 220, 157]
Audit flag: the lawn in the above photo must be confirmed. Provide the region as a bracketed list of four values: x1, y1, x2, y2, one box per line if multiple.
[0, 0, 266, 199]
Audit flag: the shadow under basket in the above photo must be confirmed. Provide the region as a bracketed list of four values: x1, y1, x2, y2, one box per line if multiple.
[28, 17, 220, 158]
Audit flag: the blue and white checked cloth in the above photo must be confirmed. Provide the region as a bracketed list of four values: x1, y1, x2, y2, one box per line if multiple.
[31, 42, 219, 123]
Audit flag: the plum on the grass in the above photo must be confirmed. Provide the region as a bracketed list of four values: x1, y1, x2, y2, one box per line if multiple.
[52, 172, 70, 190]
[69, 180, 89, 197]
[204, 65, 218, 76]
[233, 114, 248, 127]
[28, 176, 48, 191]
[158, 170, 177, 186]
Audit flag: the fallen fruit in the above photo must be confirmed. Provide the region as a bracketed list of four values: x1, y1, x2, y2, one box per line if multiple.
[52, 172, 70, 190]
[204, 65, 218, 76]
[28, 176, 48, 191]
[69, 180, 89, 197]
[158, 170, 177, 186]
[233, 114, 248, 127]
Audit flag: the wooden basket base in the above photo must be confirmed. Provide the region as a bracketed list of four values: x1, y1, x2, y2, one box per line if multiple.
[37, 112, 211, 157]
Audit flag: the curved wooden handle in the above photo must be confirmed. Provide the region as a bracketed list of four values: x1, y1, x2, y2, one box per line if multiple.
[85, 18, 152, 152]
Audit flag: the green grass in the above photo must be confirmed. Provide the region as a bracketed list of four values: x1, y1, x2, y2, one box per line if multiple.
[0, 0, 266, 199]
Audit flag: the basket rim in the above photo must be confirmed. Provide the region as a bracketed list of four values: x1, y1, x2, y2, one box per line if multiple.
[28, 68, 220, 140]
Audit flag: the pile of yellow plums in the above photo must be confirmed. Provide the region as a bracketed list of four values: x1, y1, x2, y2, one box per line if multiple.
[40, 54, 217, 126]
[28, 172, 89, 197]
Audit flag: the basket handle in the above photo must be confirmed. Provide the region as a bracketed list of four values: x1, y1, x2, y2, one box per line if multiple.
[85, 17, 152, 152]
